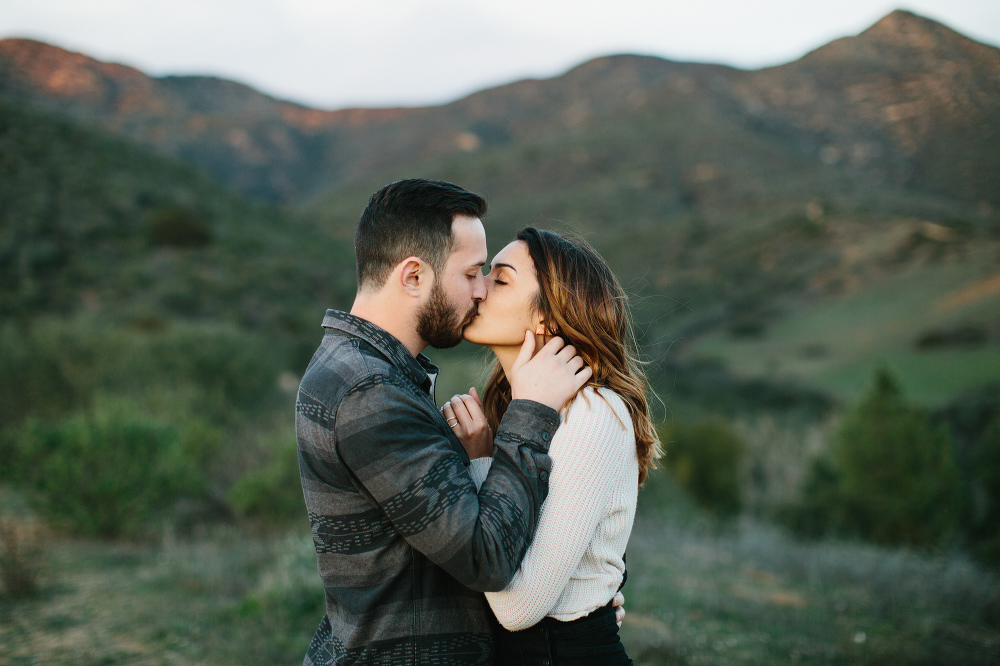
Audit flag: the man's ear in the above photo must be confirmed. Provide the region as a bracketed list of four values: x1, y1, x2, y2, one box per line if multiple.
[397, 257, 431, 298]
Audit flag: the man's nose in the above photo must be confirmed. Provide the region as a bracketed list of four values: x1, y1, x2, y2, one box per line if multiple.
[473, 274, 487, 301]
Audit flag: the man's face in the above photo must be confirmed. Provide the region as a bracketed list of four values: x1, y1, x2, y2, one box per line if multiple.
[416, 215, 488, 349]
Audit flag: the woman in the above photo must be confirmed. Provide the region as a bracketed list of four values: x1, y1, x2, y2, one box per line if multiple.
[441, 227, 660, 666]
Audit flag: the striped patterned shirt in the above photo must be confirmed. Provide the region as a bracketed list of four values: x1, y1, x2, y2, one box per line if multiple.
[296, 310, 557, 665]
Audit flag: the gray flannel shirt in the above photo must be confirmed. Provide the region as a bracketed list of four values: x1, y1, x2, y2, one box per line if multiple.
[296, 310, 557, 666]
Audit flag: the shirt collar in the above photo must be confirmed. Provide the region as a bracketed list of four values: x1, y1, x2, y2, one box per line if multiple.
[321, 309, 438, 394]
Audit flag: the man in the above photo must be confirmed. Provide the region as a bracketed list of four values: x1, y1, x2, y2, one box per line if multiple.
[296, 179, 592, 665]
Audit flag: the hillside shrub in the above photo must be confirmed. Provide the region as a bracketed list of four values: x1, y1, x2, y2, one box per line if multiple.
[785, 369, 964, 546]
[148, 206, 213, 248]
[12, 399, 219, 537]
[228, 438, 303, 524]
[661, 419, 745, 516]
[0, 320, 111, 430]
[150, 324, 283, 418]
[971, 415, 1000, 564]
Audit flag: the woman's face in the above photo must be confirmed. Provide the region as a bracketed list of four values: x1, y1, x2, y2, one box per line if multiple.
[462, 240, 545, 348]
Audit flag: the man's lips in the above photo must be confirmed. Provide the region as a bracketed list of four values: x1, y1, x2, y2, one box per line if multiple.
[461, 306, 480, 329]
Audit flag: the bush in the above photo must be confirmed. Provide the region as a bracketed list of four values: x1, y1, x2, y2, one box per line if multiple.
[660, 419, 745, 515]
[12, 399, 218, 537]
[228, 438, 303, 524]
[0, 317, 285, 433]
[971, 415, 1000, 564]
[778, 457, 851, 538]
[148, 206, 213, 248]
[786, 369, 964, 546]
[150, 324, 283, 418]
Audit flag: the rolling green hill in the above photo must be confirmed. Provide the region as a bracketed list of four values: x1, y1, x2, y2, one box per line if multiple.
[0, 98, 356, 364]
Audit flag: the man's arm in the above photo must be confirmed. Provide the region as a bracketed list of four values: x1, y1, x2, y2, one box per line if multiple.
[332, 379, 557, 592]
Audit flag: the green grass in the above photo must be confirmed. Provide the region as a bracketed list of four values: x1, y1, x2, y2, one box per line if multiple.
[2, 477, 998, 665]
[692, 260, 1000, 405]
[0, 523, 319, 665]
[816, 348, 1000, 404]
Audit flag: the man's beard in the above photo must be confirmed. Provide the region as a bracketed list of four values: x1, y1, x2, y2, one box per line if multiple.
[416, 281, 478, 349]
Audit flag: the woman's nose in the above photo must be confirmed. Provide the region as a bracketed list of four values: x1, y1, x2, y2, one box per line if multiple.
[473, 274, 488, 301]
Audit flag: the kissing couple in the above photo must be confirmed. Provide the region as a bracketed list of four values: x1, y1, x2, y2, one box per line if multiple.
[296, 179, 659, 665]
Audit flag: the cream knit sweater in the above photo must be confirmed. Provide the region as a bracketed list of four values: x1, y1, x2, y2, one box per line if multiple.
[468, 386, 639, 631]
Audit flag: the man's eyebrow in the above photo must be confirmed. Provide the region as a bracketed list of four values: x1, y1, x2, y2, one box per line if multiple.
[491, 262, 517, 273]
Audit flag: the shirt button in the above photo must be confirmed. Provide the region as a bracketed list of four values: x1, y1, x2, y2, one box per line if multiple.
[541, 432, 550, 441]
[539, 470, 549, 482]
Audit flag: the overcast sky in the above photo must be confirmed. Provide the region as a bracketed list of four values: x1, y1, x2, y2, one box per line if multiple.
[2, 1, 998, 109]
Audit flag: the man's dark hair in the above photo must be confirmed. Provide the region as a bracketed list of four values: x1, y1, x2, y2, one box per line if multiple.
[355, 179, 487, 290]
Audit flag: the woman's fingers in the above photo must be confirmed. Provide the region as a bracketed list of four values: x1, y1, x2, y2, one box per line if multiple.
[441, 401, 459, 430]
[460, 391, 487, 421]
[468, 386, 485, 410]
[555, 343, 577, 362]
[444, 392, 491, 458]
[449, 395, 474, 430]
[511, 330, 537, 373]
[612, 591, 625, 626]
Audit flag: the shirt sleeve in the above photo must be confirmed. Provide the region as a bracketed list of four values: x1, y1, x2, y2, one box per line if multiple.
[484, 393, 632, 630]
[333, 377, 557, 592]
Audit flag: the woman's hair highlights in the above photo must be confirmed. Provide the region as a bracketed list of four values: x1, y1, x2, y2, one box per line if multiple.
[483, 227, 662, 486]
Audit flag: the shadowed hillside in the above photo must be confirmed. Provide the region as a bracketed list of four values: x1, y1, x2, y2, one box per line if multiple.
[0, 99, 355, 354]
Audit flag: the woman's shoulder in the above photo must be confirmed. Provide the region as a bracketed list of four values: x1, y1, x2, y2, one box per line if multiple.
[563, 386, 632, 433]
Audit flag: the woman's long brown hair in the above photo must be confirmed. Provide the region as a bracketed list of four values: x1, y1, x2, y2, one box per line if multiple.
[483, 227, 661, 486]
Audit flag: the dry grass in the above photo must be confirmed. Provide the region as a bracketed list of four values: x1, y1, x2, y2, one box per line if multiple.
[1, 484, 998, 665]
[620, 511, 1000, 664]
[0, 517, 44, 599]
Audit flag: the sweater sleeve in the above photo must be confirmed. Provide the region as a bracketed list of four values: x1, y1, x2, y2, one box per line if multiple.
[484, 391, 632, 630]
[468, 457, 493, 491]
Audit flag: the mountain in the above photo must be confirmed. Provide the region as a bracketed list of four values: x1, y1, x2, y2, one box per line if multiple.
[709, 10, 1000, 204]
[1, 10, 998, 207]
[2, 10, 998, 405]
[0, 38, 411, 201]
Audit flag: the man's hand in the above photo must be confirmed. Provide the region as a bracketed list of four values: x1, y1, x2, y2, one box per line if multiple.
[442, 388, 493, 459]
[508, 332, 592, 411]
[613, 591, 625, 628]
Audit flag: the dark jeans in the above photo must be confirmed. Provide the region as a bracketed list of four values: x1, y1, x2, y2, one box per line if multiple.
[494, 601, 632, 666]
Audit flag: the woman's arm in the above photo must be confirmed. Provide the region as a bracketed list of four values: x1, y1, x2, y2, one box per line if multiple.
[485, 390, 633, 631]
